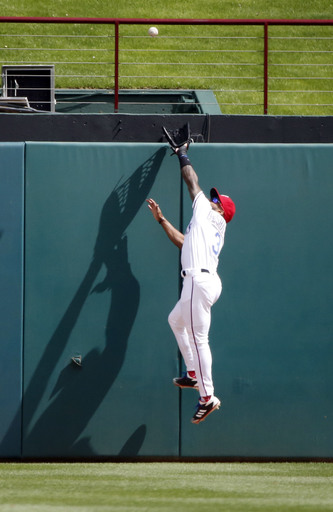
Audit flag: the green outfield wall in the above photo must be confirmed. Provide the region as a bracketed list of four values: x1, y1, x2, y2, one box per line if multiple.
[0, 142, 332, 459]
[0, 143, 24, 458]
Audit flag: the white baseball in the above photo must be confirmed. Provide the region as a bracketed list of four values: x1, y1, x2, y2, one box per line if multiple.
[148, 27, 158, 37]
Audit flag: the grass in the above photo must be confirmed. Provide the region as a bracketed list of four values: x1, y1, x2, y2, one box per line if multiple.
[0, 1, 332, 114]
[0, 0, 332, 21]
[1, 462, 333, 511]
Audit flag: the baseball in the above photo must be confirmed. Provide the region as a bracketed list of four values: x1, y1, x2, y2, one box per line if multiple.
[148, 26, 158, 37]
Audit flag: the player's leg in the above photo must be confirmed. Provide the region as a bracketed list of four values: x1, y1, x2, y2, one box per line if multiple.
[186, 277, 223, 423]
[187, 312, 214, 397]
[186, 274, 222, 398]
[168, 299, 197, 386]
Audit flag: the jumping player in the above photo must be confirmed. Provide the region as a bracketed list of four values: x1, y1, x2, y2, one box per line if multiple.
[146, 125, 235, 424]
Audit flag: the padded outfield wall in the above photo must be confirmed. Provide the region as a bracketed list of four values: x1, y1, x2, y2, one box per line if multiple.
[0, 141, 332, 459]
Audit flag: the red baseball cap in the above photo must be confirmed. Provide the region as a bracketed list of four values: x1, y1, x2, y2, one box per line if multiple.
[210, 187, 236, 223]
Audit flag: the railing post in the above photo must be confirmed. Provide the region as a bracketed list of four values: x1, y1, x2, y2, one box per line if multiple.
[114, 20, 119, 113]
[264, 22, 269, 115]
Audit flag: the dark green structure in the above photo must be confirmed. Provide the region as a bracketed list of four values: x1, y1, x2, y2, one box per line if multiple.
[54, 89, 221, 114]
[0, 143, 24, 458]
[1, 141, 332, 459]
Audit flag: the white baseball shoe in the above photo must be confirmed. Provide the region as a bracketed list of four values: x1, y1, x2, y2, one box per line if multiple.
[191, 396, 221, 424]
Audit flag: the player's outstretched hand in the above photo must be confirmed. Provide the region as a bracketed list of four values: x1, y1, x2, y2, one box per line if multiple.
[163, 123, 192, 153]
[146, 198, 164, 223]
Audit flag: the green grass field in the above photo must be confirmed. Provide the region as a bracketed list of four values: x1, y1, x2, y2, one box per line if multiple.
[0, 0, 332, 114]
[0, 0, 332, 21]
[1, 462, 333, 511]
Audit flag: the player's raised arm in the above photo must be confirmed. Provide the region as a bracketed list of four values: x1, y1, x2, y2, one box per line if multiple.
[176, 146, 201, 202]
[146, 198, 184, 249]
[163, 123, 201, 202]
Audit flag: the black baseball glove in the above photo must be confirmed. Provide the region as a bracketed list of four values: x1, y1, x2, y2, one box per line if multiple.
[162, 123, 192, 153]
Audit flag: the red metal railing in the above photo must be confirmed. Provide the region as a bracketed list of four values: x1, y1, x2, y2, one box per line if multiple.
[264, 23, 269, 114]
[1, 17, 333, 114]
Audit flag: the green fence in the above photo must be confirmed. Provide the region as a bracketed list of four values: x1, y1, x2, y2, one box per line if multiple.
[0, 141, 332, 459]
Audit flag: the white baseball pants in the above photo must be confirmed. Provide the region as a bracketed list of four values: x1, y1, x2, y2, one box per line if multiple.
[168, 270, 222, 398]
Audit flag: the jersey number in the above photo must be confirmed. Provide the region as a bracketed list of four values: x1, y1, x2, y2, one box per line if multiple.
[212, 232, 222, 255]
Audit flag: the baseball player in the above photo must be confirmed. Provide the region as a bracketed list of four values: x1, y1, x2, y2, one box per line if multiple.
[147, 124, 235, 424]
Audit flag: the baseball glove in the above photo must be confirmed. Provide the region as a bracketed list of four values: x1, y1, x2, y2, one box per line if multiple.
[162, 123, 192, 153]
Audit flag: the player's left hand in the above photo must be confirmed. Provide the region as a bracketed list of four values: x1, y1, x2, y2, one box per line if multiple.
[146, 198, 164, 223]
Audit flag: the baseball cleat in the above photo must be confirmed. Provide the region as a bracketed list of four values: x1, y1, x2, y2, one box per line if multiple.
[191, 396, 221, 424]
[173, 373, 199, 390]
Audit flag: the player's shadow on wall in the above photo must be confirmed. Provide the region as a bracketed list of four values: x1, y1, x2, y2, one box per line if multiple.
[1, 147, 165, 458]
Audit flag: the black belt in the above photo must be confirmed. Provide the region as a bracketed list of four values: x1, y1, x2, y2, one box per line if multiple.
[181, 269, 210, 277]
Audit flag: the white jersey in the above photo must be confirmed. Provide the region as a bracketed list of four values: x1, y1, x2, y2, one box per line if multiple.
[181, 191, 226, 273]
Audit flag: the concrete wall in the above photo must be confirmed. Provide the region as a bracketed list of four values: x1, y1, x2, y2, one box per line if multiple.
[0, 114, 333, 144]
